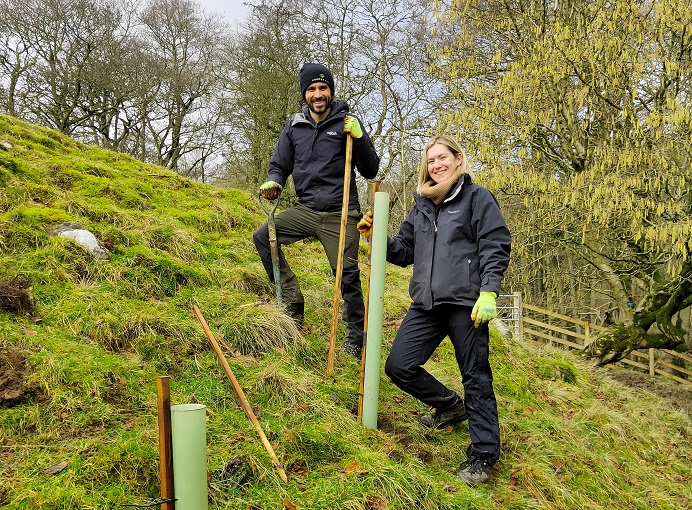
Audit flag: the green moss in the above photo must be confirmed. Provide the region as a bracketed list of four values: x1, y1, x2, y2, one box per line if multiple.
[4, 204, 72, 227]
[0, 151, 21, 175]
[117, 246, 211, 298]
[288, 424, 351, 464]
[535, 356, 579, 384]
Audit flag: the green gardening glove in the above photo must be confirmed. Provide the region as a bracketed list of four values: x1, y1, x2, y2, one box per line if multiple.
[259, 180, 282, 200]
[343, 116, 363, 138]
[471, 291, 497, 328]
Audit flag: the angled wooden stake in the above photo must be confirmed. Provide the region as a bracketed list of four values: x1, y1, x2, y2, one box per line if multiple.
[192, 305, 288, 483]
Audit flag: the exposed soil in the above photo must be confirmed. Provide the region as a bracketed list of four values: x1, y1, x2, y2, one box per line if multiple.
[0, 276, 34, 315]
[377, 414, 434, 464]
[606, 369, 691, 418]
[0, 347, 46, 407]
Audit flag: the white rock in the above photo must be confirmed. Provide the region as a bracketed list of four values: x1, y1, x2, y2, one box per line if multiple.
[53, 223, 110, 260]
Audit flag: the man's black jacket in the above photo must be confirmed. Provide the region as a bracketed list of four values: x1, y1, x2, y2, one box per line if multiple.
[268, 99, 379, 212]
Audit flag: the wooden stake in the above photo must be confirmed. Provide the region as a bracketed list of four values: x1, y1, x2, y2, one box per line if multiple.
[357, 180, 379, 422]
[327, 134, 353, 375]
[156, 376, 175, 509]
[192, 305, 288, 483]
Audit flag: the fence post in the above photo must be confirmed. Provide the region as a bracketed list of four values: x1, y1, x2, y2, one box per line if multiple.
[584, 322, 590, 347]
[649, 348, 655, 376]
[514, 293, 522, 341]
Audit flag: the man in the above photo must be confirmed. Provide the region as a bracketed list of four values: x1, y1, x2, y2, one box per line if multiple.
[252, 63, 379, 358]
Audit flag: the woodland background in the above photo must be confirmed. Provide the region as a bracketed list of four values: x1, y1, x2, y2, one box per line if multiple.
[2, 0, 691, 363]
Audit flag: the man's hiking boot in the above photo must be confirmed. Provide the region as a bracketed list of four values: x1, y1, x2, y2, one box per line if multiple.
[418, 397, 468, 429]
[342, 325, 364, 359]
[285, 302, 304, 327]
[455, 458, 493, 486]
[341, 340, 362, 359]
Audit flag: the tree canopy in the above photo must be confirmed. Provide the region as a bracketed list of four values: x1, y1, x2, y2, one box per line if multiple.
[431, 0, 692, 362]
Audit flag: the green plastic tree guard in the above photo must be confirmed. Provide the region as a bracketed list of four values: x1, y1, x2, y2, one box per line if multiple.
[362, 191, 390, 429]
[171, 404, 208, 509]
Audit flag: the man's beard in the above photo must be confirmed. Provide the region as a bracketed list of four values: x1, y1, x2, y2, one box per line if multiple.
[308, 98, 332, 115]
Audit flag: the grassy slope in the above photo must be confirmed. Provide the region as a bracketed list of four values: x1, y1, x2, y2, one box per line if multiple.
[0, 114, 690, 510]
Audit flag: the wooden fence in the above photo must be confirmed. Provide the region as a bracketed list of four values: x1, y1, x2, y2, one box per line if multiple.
[497, 296, 692, 387]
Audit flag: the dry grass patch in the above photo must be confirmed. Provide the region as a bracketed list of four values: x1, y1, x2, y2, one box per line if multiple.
[216, 303, 305, 356]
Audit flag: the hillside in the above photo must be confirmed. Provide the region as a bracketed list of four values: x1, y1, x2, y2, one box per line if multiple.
[0, 114, 690, 510]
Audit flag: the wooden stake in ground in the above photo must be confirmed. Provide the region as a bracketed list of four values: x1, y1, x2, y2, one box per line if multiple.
[327, 134, 353, 375]
[192, 305, 288, 483]
[358, 180, 379, 423]
[156, 376, 175, 510]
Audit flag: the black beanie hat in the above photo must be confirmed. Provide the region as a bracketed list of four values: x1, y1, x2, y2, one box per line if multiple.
[300, 63, 334, 99]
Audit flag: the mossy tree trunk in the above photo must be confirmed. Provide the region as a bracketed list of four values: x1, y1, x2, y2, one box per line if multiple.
[589, 268, 692, 365]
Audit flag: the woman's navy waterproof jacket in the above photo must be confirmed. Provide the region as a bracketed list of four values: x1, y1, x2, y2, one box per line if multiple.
[387, 174, 511, 310]
[267, 99, 379, 213]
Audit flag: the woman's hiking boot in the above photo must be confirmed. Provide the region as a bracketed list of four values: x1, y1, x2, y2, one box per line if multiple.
[418, 396, 468, 429]
[455, 458, 493, 486]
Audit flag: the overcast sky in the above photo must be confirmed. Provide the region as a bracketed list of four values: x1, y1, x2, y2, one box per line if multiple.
[196, 0, 249, 23]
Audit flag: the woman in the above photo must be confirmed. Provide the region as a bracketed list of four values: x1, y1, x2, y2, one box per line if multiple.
[357, 135, 511, 485]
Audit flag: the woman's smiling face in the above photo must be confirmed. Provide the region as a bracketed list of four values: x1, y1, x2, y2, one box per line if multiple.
[426, 143, 462, 184]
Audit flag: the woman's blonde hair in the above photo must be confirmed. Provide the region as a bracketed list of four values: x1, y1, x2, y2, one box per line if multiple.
[416, 135, 470, 194]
